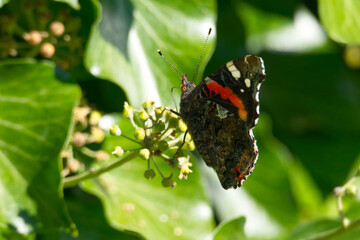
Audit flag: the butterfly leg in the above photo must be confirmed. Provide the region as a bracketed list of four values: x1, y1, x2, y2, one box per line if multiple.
[173, 129, 188, 158]
[165, 107, 181, 117]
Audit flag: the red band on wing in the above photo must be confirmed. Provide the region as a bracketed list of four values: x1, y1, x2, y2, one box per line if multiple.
[220, 87, 233, 99]
[202, 88, 209, 97]
[206, 80, 223, 95]
[229, 95, 245, 109]
[235, 166, 245, 183]
[238, 109, 248, 121]
[206, 80, 248, 121]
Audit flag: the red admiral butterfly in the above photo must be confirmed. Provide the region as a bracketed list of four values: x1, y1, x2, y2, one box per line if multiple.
[159, 30, 266, 189]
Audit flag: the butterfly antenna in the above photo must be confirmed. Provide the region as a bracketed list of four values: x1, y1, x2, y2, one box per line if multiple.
[192, 27, 212, 82]
[157, 50, 182, 77]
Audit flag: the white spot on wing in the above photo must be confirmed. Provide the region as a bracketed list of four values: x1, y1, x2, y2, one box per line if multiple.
[228, 65, 237, 72]
[231, 70, 241, 79]
[245, 78, 251, 88]
[256, 105, 260, 114]
[255, 91, 259, 102]
[226, 62, 241, 79]
[240, 89, 244, 93]
[257, 83, 262, 91]
[204, 77, 211, 83]
[259, 57, 265, 74]
[226, 61, 233, 68]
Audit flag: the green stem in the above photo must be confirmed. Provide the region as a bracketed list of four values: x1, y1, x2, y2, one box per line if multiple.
[304, 218, 360, 240]
[77, 146, 97, 158]
[63, 151, 139, 188]
[121, 134, 142, 145]
[151, 155, 164, 178]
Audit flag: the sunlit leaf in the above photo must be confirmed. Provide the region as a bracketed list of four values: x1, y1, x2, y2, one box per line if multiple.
[213, 217, 246, 240]
[319, 0, 360, 44]
[0, 60, 80, 237]
[54, 0, 80, 9]
[85, 0, 217, 107]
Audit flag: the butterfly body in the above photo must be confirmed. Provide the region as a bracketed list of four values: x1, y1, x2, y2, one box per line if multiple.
[180, 55, 265, 189]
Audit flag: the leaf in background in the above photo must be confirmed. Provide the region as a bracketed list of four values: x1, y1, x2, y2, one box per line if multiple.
[319, 0, 360, 44]
[289, 218, 360, 240]
[0, 0, 9, 8]
[54, 0, 80, 9]
[80, 115, 215, 240]
[85, 0, 217, 107]
[64, 187, 145, 240]
[261, 52, 360, 194]
[213, 217, 246, 240]
[0, 60, 80, 237]
[288, 218, 340, 240]
[241, 0, 298, 17]
[244, 114, 298, 228]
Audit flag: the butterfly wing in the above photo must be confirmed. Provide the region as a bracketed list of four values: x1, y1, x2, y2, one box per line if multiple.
[180, 55, 265, 189]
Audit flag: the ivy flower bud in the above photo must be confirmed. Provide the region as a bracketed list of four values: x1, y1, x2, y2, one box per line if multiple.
[109, 125, 121, 136]
[96, 150, 109, 161]
[90, 126, 105, 143]
[158, 140, 169, 152]
[162, 174, 173, 187]
[50, 21, 65, 36]
[142, 98, 155, 110]
[155, 120, 165, 132]
[72, 132, 88, 146]
[168, 158, 179, 168]
[168, 116, 179, 129]
[138, 109, 149, 121]
[23, 30, 42, 45]
[40, 42, 55, 58]
[155, 106, 164, 119]
[139, 148, 150, 160]
[134, 128, 145, 141]
[123, 102, 134, 118]
[144, 169, 156, 180]
[89, 110, 102, 126]
[112, 146, 124, 157]
[345, 184, 357, 197]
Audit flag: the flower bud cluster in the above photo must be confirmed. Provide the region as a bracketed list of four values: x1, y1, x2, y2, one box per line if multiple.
[0, 0, 83, 69]
[110, 100, 195, 188]
[61, 106, 108, 177]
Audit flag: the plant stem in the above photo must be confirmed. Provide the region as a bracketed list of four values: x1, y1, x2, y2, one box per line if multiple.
[63, 151, 139, 188]
[304, 218, 360, 240]
[151, 155, 164, 178]
[121, 134, 142, 145]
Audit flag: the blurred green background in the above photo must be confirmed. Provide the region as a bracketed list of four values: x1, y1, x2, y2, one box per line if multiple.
[0, 0, 360, 239]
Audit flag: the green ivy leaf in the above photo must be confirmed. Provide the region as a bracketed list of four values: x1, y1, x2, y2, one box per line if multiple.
[65, 188, 145, 240]
[53, 0, 80, 9]
[213, 217, 246, 240]
[0, 60, 80, 237]
[319, 0, 360, 44]
[0, 0, 9, 8]
[84, 0, 217, 107]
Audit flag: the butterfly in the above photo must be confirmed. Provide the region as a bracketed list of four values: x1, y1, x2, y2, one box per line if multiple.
[179, 55, 265, 189]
